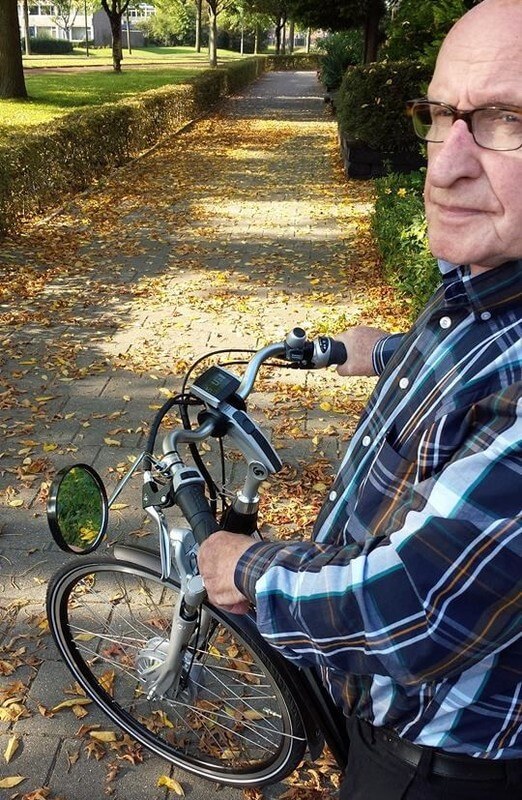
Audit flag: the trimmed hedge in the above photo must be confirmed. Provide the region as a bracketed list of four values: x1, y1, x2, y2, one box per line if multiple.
[372, 169, 440, 317]
[0, 58, 265, 237]
[23, 37, 74, 54]
[337, 60, 432, 154]
[264, 54, 322, 71]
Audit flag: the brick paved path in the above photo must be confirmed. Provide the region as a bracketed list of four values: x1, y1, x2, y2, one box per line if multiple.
[0, 71, 376, 799]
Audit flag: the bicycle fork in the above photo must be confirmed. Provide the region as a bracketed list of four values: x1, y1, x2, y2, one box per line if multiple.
[142, 459, 268, 699]
[143, 525, 208, 699]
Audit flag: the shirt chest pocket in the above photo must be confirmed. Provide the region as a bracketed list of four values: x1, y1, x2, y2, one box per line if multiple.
[393, 403, 473, 482]
[352, 407, 473, 532]
[353, 437, 417, 532]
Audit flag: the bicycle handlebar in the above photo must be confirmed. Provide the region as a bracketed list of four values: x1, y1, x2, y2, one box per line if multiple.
[236, 330, 347, 400]
[150, 329, 348, 546]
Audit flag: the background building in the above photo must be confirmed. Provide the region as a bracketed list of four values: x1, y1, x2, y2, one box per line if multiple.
[17, 3, 155, 45]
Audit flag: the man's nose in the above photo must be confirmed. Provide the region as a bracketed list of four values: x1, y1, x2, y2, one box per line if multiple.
[427, 119, 483, 185]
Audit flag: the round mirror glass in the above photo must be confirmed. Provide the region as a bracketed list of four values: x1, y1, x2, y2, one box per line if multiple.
[47, 464, 108, 553]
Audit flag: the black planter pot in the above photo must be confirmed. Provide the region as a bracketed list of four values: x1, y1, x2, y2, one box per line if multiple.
[339, 130, 426, 179]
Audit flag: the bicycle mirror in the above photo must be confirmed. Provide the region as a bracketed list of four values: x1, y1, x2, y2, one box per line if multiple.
[47, 464, 108, 554]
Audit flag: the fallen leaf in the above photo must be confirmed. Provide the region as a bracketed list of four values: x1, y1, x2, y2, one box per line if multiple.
[89, 730, 118, 742]
[0, 775, 26, 788]
[157, 775, 185, 795]
[17, 787, 51, 800]
[3, 734, 19, 763]
[51, 697, 92, 712]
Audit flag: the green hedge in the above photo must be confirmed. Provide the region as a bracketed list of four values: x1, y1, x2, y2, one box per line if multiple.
[0, 58, 265, 237]
[264, 54, 322, 71]
[316, 31, 363, 92]
[372, 169, 440, 317]
[337, 60, 432, 154]
[23, 37, 74, 54]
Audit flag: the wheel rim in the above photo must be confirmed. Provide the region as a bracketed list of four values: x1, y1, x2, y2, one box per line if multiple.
[48, 561, 305, 784]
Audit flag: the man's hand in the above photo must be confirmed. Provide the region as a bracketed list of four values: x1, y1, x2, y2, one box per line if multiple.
[197, 531, 253, 614]
[334, 326, 389, 377]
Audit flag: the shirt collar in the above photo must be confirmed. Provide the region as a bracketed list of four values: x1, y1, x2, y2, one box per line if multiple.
[438, 259, 522, 315]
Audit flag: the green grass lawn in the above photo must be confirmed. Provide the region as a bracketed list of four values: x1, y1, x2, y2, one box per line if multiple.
[0, 46, 247, 136]
[0, 68, 202, 131]
[22, 45, 245, 68]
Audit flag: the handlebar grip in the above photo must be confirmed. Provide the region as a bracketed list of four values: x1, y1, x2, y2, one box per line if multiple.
[174, 482, 220, 545]
[326, 338, 347, 366]
[220, 505, 259, 536]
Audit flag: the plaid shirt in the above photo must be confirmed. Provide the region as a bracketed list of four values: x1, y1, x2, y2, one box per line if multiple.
[236, 260, 522, 759]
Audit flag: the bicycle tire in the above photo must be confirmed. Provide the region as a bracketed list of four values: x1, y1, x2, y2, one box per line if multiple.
[46, 556, 307, 786]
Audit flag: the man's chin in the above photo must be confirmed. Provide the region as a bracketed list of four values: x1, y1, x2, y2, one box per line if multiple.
[427, 231, 475, 267]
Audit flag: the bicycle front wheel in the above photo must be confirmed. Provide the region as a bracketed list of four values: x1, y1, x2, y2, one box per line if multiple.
[46, 556, 307, 786]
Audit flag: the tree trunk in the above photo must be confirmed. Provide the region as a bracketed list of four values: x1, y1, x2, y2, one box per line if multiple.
[109, 15, 123, 71]
[195, 0, 202, 52]
[0, 0, 28, 98]
[288, 19, 294, 54]
[22, 0, 31, 55]
[208, 7, 217, 67]
[275, 18, 282, 54]
[363, 2, 382, 63]
[254, 24, 259, 55]
[125, 9, 132, 54]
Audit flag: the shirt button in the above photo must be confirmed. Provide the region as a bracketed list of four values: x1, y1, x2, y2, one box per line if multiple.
[362, 435, 372, 447]
[399, 377, 409, 389]
[480, 311, 492, 321]
[329, 490, 337, 502]
[439, 316, 452, 329]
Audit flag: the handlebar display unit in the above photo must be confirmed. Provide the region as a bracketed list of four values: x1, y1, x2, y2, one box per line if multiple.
[191, 366, 241, 408]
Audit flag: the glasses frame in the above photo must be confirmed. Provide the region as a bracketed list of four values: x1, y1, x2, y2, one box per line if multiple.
[407, 98, 522, 151]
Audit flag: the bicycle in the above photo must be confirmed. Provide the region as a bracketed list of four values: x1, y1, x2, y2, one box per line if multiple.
[46, 328, 349, 788]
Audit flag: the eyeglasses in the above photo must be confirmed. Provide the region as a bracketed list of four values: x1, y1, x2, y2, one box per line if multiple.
[407, 99, 522, 151]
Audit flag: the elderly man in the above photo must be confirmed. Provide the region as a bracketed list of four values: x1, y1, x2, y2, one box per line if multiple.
[198, 1, 522, 797]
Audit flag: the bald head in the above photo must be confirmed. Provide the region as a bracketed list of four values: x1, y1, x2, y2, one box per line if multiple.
[439, 0, 522, 63]
[424, 0, 522, 270]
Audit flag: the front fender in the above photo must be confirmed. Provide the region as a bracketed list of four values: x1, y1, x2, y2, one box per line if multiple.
[113, 543, 175, 575]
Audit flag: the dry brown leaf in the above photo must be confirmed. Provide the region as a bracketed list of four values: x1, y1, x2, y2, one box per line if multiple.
[72, 704, 89, 718]
[157, 775, 185, 795]
[22, 786, 52, 800]
[0, 775, 26, 788]
[66, 748, 80, 769]
[51, 697, 91, 712]
[3, 734, 19, 763]
[89, 731, 118, 742]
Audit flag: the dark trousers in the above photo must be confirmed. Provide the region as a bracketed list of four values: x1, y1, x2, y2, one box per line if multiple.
[340, 717, 522, 800]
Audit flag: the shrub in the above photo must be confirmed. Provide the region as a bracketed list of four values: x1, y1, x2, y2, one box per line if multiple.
[382, 0, 469, 69]
[218, 57, 265, 94]
[372, 169, 440, 316]
[0, 59, 265, 238]
[337, 60, 432, 154]
[24, 36, 74, 54]
[316, 31, 363, 92]
[264, 54, 322, 71]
